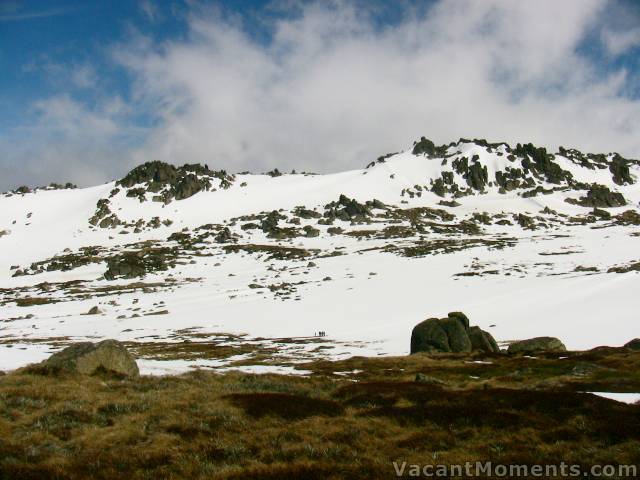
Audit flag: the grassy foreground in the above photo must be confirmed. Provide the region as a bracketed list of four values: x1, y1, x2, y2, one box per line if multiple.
[1, 348, 639, 479]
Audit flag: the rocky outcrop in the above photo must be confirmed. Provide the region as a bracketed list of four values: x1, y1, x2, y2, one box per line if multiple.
[507, 337, 566, 354]
[104, 247, 176, 280]
[37, 340, 139, 377]
[410, 312, 500, 354]
[567, 184, 627, 208]
[116, 161, 234, 204]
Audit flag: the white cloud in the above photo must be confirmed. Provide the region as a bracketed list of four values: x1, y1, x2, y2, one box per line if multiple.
[602, 27, 640, 55]
[0, 95, 143, 189]
[3, 0, 640, 190]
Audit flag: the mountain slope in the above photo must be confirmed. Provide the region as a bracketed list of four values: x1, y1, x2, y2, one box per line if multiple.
[1, 138, 639, 374]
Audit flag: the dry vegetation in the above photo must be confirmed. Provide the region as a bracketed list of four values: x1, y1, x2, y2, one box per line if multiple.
[1, 348, 639, 479]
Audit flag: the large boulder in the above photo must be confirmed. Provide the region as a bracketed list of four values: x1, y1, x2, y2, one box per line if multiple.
[624, 338, 640, 351]
[410, 312, 497, 354]
[507, 337, 566, 354]
[39, 340, 139, 377]
[468, 326, 501, 354]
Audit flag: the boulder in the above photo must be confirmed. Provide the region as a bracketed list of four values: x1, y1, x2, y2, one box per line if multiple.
[438, 317, 472, 352]
[39, 340, 139, 377]
[447, 311, 470, 330]
[624, 338, 640, 351]
[507, 337, 566, 354]
[468, 326, 501, 354]
[87, 306, 101, 315]
[411, 318, 450, 353]
[410, 312, 472, 354]
[410, 312, 504, 354]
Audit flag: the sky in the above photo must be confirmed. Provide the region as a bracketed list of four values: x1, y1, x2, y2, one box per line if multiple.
[1, 0, 640, 191]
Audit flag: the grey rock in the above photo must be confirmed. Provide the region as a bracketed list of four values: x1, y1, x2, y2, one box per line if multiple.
[411, 312, 503, 354]
[87, 306, 101, 315]
[468, 326, 501, 354]
[507, 337, 566, 354]
[39, 339, 139, 377]
[410, 315, 471, 354]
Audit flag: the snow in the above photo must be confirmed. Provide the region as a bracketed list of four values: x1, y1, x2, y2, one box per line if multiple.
[1, 141, 639, 374]
[589, 392, 640, 404]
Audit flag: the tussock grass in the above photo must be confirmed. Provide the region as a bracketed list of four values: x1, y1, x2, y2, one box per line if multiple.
[1, 350, 639, 479]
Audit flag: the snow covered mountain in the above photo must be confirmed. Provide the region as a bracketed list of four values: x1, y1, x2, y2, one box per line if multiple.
[1, 137, 639, 375]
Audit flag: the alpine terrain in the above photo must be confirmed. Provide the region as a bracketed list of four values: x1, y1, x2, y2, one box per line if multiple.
[1, 136, 639, 375]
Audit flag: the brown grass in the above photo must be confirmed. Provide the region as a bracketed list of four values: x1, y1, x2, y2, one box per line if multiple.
[0, 349, 639, 479]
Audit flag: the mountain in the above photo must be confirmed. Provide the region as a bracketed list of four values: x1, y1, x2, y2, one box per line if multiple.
[1, 137, 639, 374]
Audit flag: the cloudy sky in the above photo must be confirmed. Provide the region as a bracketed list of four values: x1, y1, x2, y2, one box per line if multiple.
[1, 0, 640, 190]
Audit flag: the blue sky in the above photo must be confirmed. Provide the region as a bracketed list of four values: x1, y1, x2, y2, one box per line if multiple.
[1, 0, 640, 190]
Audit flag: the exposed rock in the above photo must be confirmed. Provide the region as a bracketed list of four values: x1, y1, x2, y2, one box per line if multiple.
[214, 227, 235, 243]
[266, 168, 282, 177]
[87, 306, 101, 315]
[115, 161, 234, 204]
[411, 312, 466, 354]
[609, 154, 634, 185]
[468, 326, 501, 354]
[0, 229, 10, 238]
[515, 213, 536, 229]
[616, 210, 640, 225]
[607, 261, 640, 274]
[104, 247, 176, 280]
[293, 207, 322, 219]
[592, 208, 611, 219]
[412, 136, 447, 157]
[324, 195, 371, 223]
[446, 311, 470, 330]
[303, 225, 320, 237]
[410, 312, 503, 355]
[624, 338, 640, 351]
[567, 184, 627, 208]
[38, 340, 139, 377]
[507, 337, 566, 354]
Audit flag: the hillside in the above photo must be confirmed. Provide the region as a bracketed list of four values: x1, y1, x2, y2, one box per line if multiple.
[1, 137, 639, 374]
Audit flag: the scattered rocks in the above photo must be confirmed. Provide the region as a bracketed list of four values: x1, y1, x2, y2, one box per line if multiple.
[507, 337, 566, 354]
[36, 339, 139, 377]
